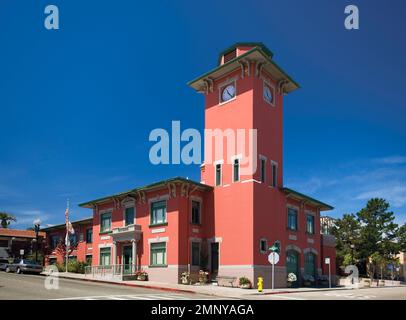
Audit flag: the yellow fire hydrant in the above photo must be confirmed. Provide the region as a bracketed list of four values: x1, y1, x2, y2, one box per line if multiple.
[257, 277, 263, 293]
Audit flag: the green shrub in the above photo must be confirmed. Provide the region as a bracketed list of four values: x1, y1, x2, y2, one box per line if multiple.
[55, 260, 89, 273]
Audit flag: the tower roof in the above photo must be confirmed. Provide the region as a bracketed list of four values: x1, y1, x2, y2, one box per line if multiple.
[188, 42, 299, 94]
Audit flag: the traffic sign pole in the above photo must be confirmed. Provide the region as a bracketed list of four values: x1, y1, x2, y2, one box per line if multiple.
[272, 262, 275, 291]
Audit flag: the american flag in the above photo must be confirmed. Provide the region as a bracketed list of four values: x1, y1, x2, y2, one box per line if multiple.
[64, 203, 75, 246]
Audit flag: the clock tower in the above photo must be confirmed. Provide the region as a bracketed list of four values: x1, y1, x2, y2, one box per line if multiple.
[188, 43, 300, 287]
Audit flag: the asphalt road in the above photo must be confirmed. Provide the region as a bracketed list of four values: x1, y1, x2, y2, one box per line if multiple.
[0, 272, 222, 300]
[245, 286, 406, 300]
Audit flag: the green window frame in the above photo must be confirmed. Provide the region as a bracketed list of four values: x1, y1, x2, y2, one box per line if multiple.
[215, 164, 222, 186]
[233, 158, 240, 182]
[125, 207, 135, 226]
[304, 252, 316, 277]
[100, 212, 112, 232]
[287, 208, 298, 231]
[306, 214, 315, 234]
[191, 200, 201, 225]
[191, 242, 200, 266]
[99, 247, 111, 266]
[150, 201, 167, 226]
[150, 242, 167, 267]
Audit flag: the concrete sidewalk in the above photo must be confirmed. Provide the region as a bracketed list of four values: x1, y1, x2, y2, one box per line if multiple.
[41, 271, 359, 299]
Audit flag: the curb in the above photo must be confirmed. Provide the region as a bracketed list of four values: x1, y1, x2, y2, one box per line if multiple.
[42, 273, 197, 295]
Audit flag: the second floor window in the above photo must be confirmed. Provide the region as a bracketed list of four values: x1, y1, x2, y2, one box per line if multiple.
[125, 207, 135, 226]
[86, 229, 93, 243]
[100, 212, 112, 232]
[287, 208, 298, 231]
[191, 200, 201, 224]
[50, 235, 60, 249]
[306, 214, 315, 234]
[151, 201, 166, 225]
[215, 164, 222, 186]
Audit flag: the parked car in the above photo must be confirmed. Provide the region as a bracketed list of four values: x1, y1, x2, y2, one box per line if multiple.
[5, 259, 43, 274]
[0, 258, 10, 271]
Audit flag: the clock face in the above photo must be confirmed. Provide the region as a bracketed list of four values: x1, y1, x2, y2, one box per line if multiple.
[264, 85, 274, 104]
[221, 84, 236, 102]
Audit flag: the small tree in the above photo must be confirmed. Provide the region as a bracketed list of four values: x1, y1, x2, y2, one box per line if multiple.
[0, 212, 17, 228]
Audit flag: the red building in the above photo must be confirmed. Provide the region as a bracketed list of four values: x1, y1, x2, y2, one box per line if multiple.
[42, 218, 93, 266]
[44, 43, 336, 288]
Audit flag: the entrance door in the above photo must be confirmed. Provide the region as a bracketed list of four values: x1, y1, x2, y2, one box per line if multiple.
[211, 243, 219, 275]
[286, 251, 299, 287]
[123, 246, 133, 274]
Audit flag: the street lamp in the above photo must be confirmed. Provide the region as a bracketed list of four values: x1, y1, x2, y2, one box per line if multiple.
[33, 219, 41, 263]
[350, 244, 355, 265]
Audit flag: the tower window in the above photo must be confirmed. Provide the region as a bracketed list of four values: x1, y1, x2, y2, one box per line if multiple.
[215, 163, 222, 186]
[271, 161, 278, 187]
[233, 158, 240, 182]
[260, 158, 266, 183]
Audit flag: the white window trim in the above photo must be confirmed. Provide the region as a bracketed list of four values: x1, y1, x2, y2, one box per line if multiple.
[263, 78, 276, 107]
[99, 209, 113, 233]
[271, 160, 278, 187]
[259, 155, 267, 183]
[149, 240, 168, 267]
[218, 78, 238, 106]
[150, 199, 168, 225]
[123, 206, 136, 227]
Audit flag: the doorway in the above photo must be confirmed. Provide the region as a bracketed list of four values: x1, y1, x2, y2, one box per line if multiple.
[286, 250, 299, 287]
[122, 245, 133, 274]
[210, 242, 219, 276]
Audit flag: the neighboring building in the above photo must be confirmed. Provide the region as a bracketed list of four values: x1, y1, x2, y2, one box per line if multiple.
[397, 252, 406, 281]
[42, 218, 93, 265]
[44, 43, 336, 288]
[0, 228, 46, 260]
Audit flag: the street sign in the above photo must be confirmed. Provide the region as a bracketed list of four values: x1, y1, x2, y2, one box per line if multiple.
[325, 257, 330, 264]
[268, 252, 280, 265]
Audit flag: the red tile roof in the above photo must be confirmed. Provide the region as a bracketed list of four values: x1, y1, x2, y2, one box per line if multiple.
[0, 228, 46, 239]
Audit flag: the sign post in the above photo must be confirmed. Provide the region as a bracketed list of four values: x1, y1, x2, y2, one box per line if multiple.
[268, 252, 280, 291]
[325, 257, 331, 288]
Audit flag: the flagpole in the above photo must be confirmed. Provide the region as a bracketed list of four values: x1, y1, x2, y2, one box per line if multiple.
[65, 199, 69, 273]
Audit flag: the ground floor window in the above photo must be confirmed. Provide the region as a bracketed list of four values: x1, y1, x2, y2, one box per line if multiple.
[100, 247, 111, 266]
[86, 254, 92, 265]
[191, 242, 200, 266]
[48, 257, 57, 265]
[150, 242, 166, 266]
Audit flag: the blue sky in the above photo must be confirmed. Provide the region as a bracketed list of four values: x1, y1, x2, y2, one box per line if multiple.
[0, 0, 405, 228]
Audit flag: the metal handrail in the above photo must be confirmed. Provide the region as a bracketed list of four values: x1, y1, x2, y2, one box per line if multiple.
[85, 264, 137, 277]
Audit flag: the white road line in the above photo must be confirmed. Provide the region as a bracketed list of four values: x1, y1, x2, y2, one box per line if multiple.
[267, 294, 305, 300]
